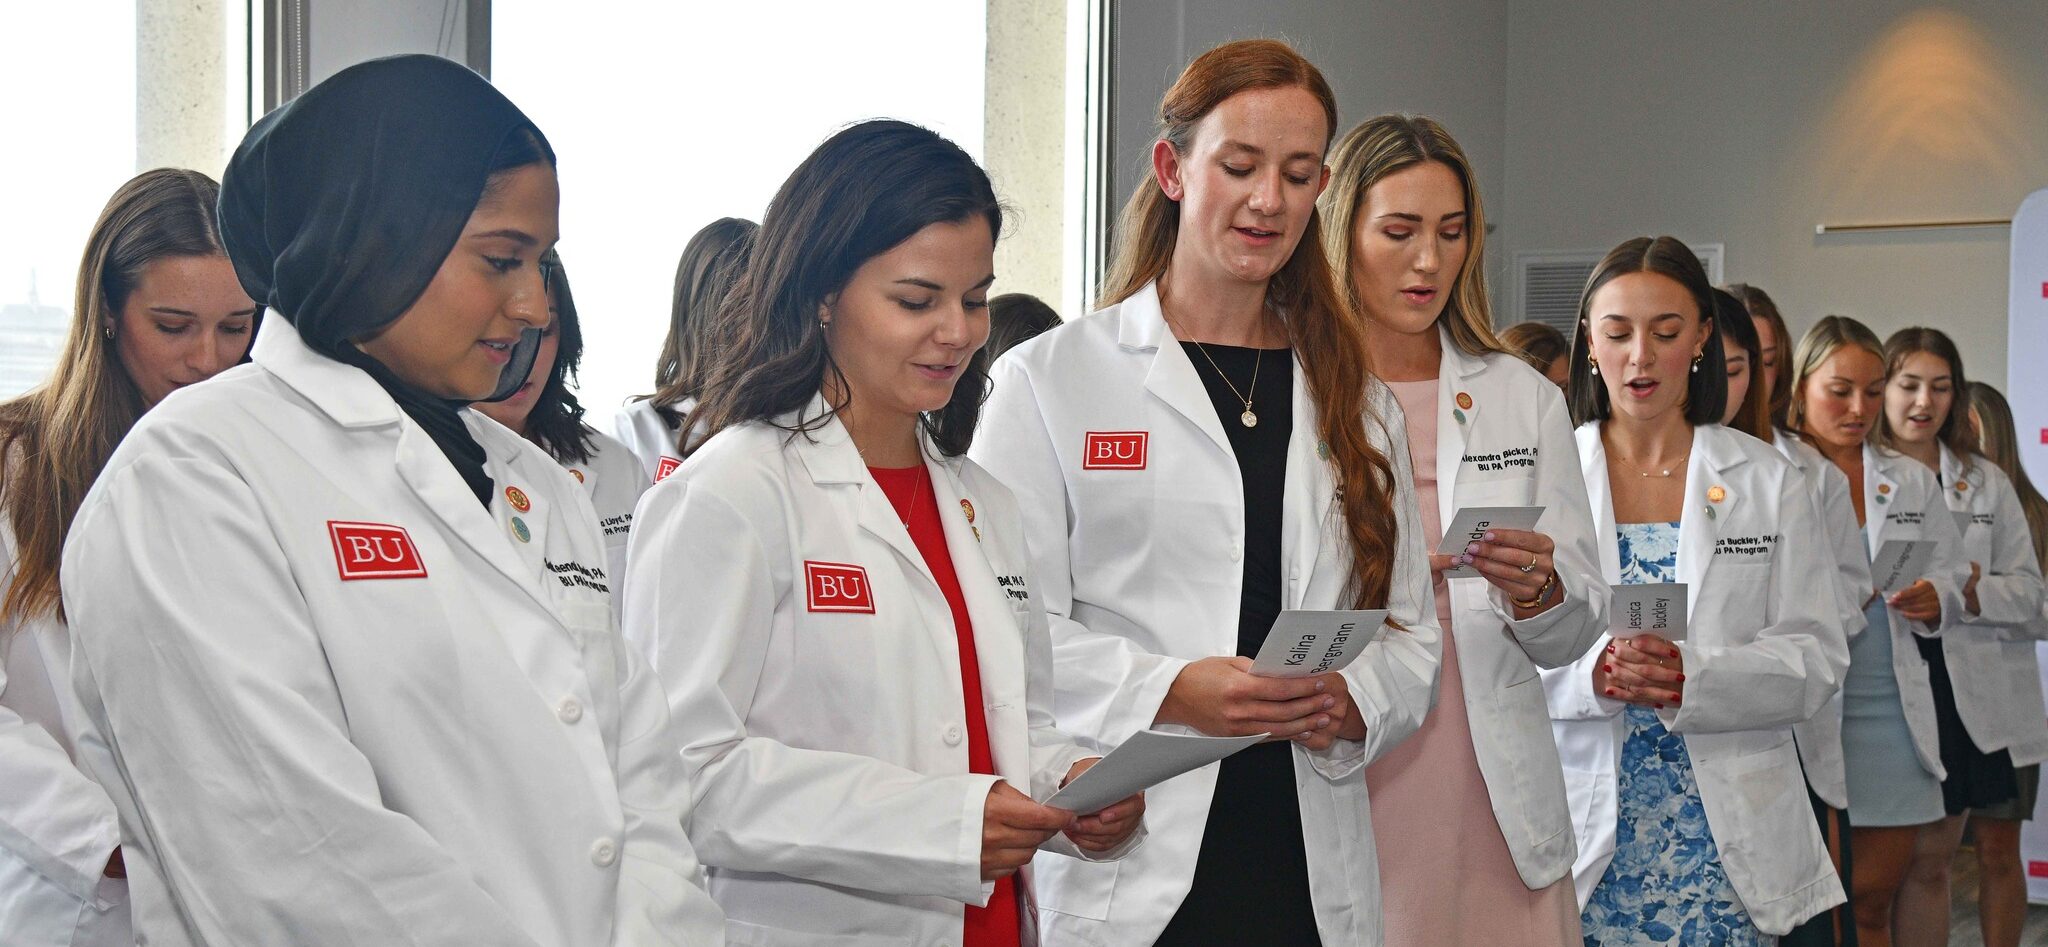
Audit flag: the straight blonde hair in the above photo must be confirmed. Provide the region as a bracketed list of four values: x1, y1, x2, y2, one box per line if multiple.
[1322, 113, 1502, 357]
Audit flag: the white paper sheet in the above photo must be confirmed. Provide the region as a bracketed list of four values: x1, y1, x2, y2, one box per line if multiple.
[1043, 729, 1267, 815]
[1609, 582, 1689, 643]
[1870, 539, 1939, 592]
[1250, 609, 1392, 678]
[1434, 505, 1546, 577]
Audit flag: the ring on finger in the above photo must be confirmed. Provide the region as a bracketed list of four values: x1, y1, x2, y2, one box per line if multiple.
[1520, 553, 1538, 574]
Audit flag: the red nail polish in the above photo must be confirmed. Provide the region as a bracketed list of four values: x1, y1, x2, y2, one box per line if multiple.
[1605, 644, 1616, 653]
[1602, 664, 1613, 673]
[1604, 687, 1618, 697]
[1676, 673, 1686, 682]
[1654, 703, 1665, 709]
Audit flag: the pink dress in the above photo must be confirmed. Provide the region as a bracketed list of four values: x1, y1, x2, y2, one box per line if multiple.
[1365, 378, 1581, 947]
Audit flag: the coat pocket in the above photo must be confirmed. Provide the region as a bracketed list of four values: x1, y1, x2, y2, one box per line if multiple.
[1032, 852, 1120, 921]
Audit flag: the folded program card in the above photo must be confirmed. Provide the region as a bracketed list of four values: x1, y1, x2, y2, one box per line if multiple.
[1250, 609, 1392, 678]
[1870, 539, 1938, 593]
[1434, 506, 1545, 578]
[1609, 582, 1688, 643]
[1043, 729, 1267, 815]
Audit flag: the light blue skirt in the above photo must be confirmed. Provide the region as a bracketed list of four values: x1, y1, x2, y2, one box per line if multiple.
[1842, 594, 1944, 827]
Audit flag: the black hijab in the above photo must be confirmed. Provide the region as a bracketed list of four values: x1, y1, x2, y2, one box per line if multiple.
[218, 54, 552, 507]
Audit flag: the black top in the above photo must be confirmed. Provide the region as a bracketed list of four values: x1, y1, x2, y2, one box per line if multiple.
[1156, 342, 1321, 946]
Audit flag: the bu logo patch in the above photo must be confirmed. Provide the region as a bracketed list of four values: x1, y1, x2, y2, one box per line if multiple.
[328, 521, 428, 580]
[1082, 431, 1148, 470]
[805, 560, 875, 613]
[654, 456, 682, 482]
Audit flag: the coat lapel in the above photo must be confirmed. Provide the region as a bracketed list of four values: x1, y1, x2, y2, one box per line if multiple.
[1122, 281, 1237, 463]
[1676, 427, 1746, 622]
[930, 459, 1030, 780]
[789, 403, 939, 592]
[1575, 423, 1623, 583]
[1864, 443, 1902, 556]
[1436, 331, 1486, 525]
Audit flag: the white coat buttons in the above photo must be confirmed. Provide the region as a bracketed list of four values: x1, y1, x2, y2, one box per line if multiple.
[557, 698, 583, 725]
[943, 725, 964, 746]
[1230, 544, 1243, 562]
[590, 837, 618, 867]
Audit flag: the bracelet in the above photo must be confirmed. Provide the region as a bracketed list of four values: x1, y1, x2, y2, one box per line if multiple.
[1512, 571, 1557, 610]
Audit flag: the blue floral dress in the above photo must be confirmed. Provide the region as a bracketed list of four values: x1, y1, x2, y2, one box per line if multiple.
[1581, 523, 1770, 946]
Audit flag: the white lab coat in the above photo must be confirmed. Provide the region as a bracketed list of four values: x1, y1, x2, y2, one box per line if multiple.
[1937, 443, 2048, 765]
[1859, 443, 1972, 782]
[1544, 422, 1848, 936]
[559, 429, 651, 593]
[611, 396, 695, 485]
[58, 317, 726, 947]
[624, 400, 1129, 947]
[971, 281, 1442, 947]
[1772, 431, 1872, 809]
[0, 522, 129, 947]
[1391, 332, 1607, 888]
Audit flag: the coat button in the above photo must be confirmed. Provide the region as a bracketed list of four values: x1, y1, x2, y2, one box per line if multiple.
[1229, 544, 1243, 562]
[943, 725, 964, 746]
[590, 837, 618, 867]
[558, 698, 583, 725]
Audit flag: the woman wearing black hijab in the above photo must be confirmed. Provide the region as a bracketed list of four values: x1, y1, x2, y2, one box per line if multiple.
[56, 55, 726, 946]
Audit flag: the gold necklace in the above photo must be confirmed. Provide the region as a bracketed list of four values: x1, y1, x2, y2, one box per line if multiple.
[1185, 341, 1263, 428]
[1613, 448, 1690, 478]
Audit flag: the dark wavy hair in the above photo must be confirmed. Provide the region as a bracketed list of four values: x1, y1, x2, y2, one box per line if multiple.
[1567, 236, 1727, 427]
[690, 120, 1002, 458]
[985, 293, 1062, 363]
[644, 217, 757, 432]
[1711, 287, 1772, 442]
[523, 250, 594, 464]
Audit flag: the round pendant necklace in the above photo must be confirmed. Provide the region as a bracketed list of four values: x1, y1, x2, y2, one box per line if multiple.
[1186, 340, 1263, 428]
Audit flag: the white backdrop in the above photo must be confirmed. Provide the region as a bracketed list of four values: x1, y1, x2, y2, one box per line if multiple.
[492, 2, 987, 421]
[2008, 188, 2048, 901]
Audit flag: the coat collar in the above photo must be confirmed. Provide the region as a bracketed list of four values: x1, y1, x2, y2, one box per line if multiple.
[1577, 421, 1751, 620]
[1433, 327, 1492, 521]
[250, 315, 404, 428]
[785, 394, 969, 591]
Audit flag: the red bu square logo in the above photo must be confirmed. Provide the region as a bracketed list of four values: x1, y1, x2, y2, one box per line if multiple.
[655, 456, 682, 482]
[328, 521, 428, 580]
[805, 561, 875, 613]
[2030, 860, 2048, 879]
[1082, 431, 1148, 470]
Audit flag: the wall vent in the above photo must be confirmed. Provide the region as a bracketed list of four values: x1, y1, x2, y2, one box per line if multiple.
[1511, 244, 1725, 334]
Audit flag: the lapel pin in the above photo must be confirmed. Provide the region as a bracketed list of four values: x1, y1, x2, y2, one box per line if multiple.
[972, 526, 982, 543]
[1455, 391, 1474, 410]
[1876, 482, 1891, 505]
[1317, 440, 1331, 460]
[1707, 485, 1726, 503]
[569, 468, 586, 483]
[509, 516, 531, 543]
[960, 498, 976, 524]
[505, 485, 531, 513]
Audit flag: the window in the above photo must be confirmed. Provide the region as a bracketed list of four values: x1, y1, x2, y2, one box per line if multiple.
[492, 1, 986, 416]
[0, 2, 255, 398]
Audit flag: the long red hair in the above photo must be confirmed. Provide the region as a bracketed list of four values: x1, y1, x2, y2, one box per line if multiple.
[1099, 39, 1399, 610]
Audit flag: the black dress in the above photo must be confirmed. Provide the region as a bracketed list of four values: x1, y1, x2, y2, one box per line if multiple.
[1154, 343, 1322, 947]
[1921, 473, 2019, 815]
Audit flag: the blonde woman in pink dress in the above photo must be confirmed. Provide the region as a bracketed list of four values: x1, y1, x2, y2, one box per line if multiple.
[1325, 114, 1607, 946]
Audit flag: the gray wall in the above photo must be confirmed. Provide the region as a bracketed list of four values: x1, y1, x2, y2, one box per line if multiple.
[1109, 0, 2048, 389]
[1109, 0, 1511, 293]
[1497, 0, 2048, 390]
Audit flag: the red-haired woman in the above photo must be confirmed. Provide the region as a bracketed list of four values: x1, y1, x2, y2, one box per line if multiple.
[974, 39, 1439, 946]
